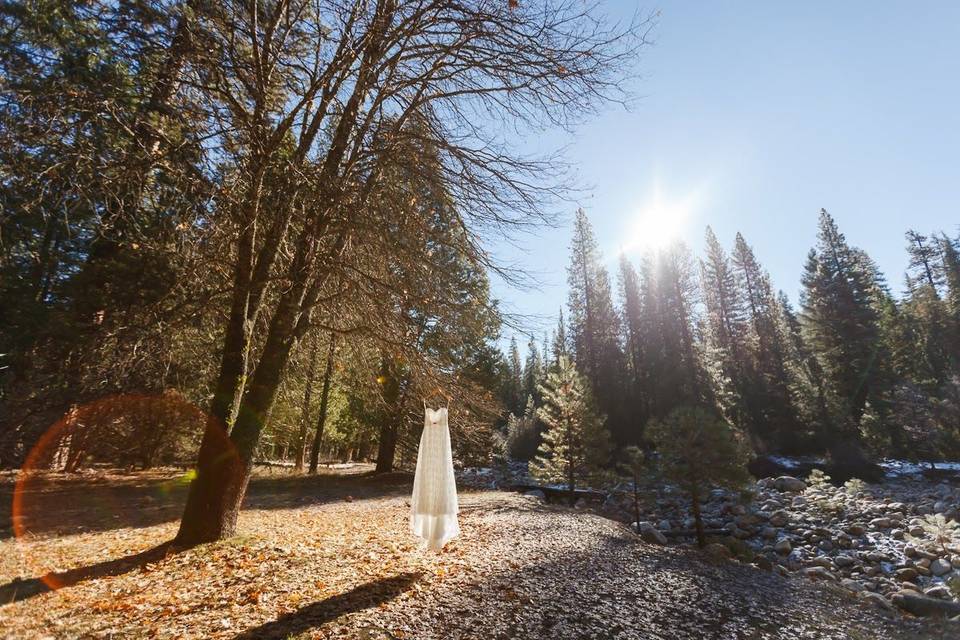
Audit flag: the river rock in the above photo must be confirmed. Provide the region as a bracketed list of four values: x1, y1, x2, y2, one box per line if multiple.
[703, 542, 731, 560]
[891, 592, 960, 618]
[804, 566, 837, 581]
[841, 578, 865, 592]
[774, 539, 792, 555]
[774, 476, 807, 493]
[925, 585, 952, 599]
[637, 522, 668, 545]
[860, 591, 894, 611]
[834, 554, 856, 568]
[895, 567, 919, 582]
[769, 510, 789, 527]
[930, 558, 952, 576]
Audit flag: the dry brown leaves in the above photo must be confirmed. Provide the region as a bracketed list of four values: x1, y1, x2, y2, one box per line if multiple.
[0, 470, 948, 640]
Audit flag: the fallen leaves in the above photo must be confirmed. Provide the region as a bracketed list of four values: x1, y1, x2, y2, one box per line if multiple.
[0, 470, 947, 640]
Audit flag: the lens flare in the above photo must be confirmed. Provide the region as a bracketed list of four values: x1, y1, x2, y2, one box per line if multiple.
[11, 392, 211, 591]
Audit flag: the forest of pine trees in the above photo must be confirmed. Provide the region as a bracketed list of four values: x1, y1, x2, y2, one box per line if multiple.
[501, 208, 960, 477]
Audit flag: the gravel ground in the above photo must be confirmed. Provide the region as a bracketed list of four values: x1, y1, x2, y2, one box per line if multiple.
[0, 471, 952, 639]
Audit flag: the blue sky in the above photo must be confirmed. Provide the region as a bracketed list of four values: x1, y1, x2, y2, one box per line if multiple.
[488, 1, 960, 346]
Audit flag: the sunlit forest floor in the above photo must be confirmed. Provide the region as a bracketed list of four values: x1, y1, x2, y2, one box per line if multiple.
[0, 469, 950, 639]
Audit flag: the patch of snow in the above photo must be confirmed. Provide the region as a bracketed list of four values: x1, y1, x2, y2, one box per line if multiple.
[878, 459, 960, 477]
[767, 455, 826, 469]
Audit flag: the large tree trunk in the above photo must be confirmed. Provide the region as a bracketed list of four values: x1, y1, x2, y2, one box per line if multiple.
[294, 337, 321, 471]
[375, 421, 399, 473]
[175, 254, 301, 545]
[308, 333, 337, 474]
[374, 353, 403, 473]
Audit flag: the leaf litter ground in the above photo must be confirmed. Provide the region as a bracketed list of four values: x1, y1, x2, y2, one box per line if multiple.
[0, 467, 950, 639]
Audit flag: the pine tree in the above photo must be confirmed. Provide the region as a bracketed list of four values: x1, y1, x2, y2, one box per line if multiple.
[617, 254, 650, 433]
[505, 336, 524, 414]
[551, 308, 569, 365]
[647, 406, 749, 547]
[566, 209, 628, 442]
[937, 234, 960, 369]
[699, 227, 753, 441]
[800, 210, 886, 467]
[523, 337, 543, 402]
[731, 232, 800, 450]
[531, 356, 612, 505]
[777, 291, 830, 446]
[653, 242, 707, 416]
[905, 230, 944, 295]
[506, 395, 540, 460]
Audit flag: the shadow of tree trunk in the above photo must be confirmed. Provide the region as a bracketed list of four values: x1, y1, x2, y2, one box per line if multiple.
[0, 541, 178, 604]
[231, 572, 423, 639]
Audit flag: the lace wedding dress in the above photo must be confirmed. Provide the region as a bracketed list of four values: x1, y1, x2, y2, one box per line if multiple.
[410, 406, 459, 550]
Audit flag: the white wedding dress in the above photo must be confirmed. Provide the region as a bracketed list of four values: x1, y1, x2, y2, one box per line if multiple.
[410, 406, 459, 550]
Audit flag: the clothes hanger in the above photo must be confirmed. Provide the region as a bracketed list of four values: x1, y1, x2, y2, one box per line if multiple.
[423, 388, 450, 411]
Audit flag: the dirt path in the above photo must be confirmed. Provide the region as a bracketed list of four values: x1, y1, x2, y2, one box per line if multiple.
[0, 472, 950, 639]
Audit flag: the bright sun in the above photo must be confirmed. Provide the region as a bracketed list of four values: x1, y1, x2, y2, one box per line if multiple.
[621, 182, 702, 253]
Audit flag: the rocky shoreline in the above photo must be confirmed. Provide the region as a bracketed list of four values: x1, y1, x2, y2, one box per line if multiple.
[460, 461, 960, 622]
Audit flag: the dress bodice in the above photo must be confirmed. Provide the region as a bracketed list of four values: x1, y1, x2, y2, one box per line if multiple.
[425, 407, 448, 427]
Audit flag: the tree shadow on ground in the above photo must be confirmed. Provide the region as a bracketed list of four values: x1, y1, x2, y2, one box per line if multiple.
[0, 467, 415, 539]
[231, 572, 423, 640]
[0, 541, 176, 605]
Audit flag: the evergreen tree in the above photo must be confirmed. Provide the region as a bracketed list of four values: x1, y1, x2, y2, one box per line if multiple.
[699, 227, 753, 442]
[777, 291, 830, 448]
[800, 210, 885, 452]
[523, 337, 544, 402]
[937, 234, 960, 369]
[531, 356, 612, 504]
[905, 231, 944, 295]
[566, 209, 628, 442]
[506, 395, 540, 460]
[647, 407, 749, 547]
[731, 233, 800, 450]
[504, 336, 524, 415]
[652, 242, 706, 416]
[552, 308, 569, 364]
[617, 254, 650, 434]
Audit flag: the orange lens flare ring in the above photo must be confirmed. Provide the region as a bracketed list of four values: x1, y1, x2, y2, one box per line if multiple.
[11, 393, 212, 591]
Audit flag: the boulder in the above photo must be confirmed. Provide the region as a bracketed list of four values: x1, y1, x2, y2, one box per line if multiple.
[769, 510, 790, 527]
[840, 578, 865, 592]
[774, 476, 807, 493]
[930, 558, 952, 576]
[703, 543, 732, 560]
[834, 554, 856, 568]
[637, 522, 668, 545]
[924, 585, 952, 599]
[859, 592, 894, 611]
[895, 567, 919, 582]
[803, 566, 837, 581]
[891, 592, 960, 618]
